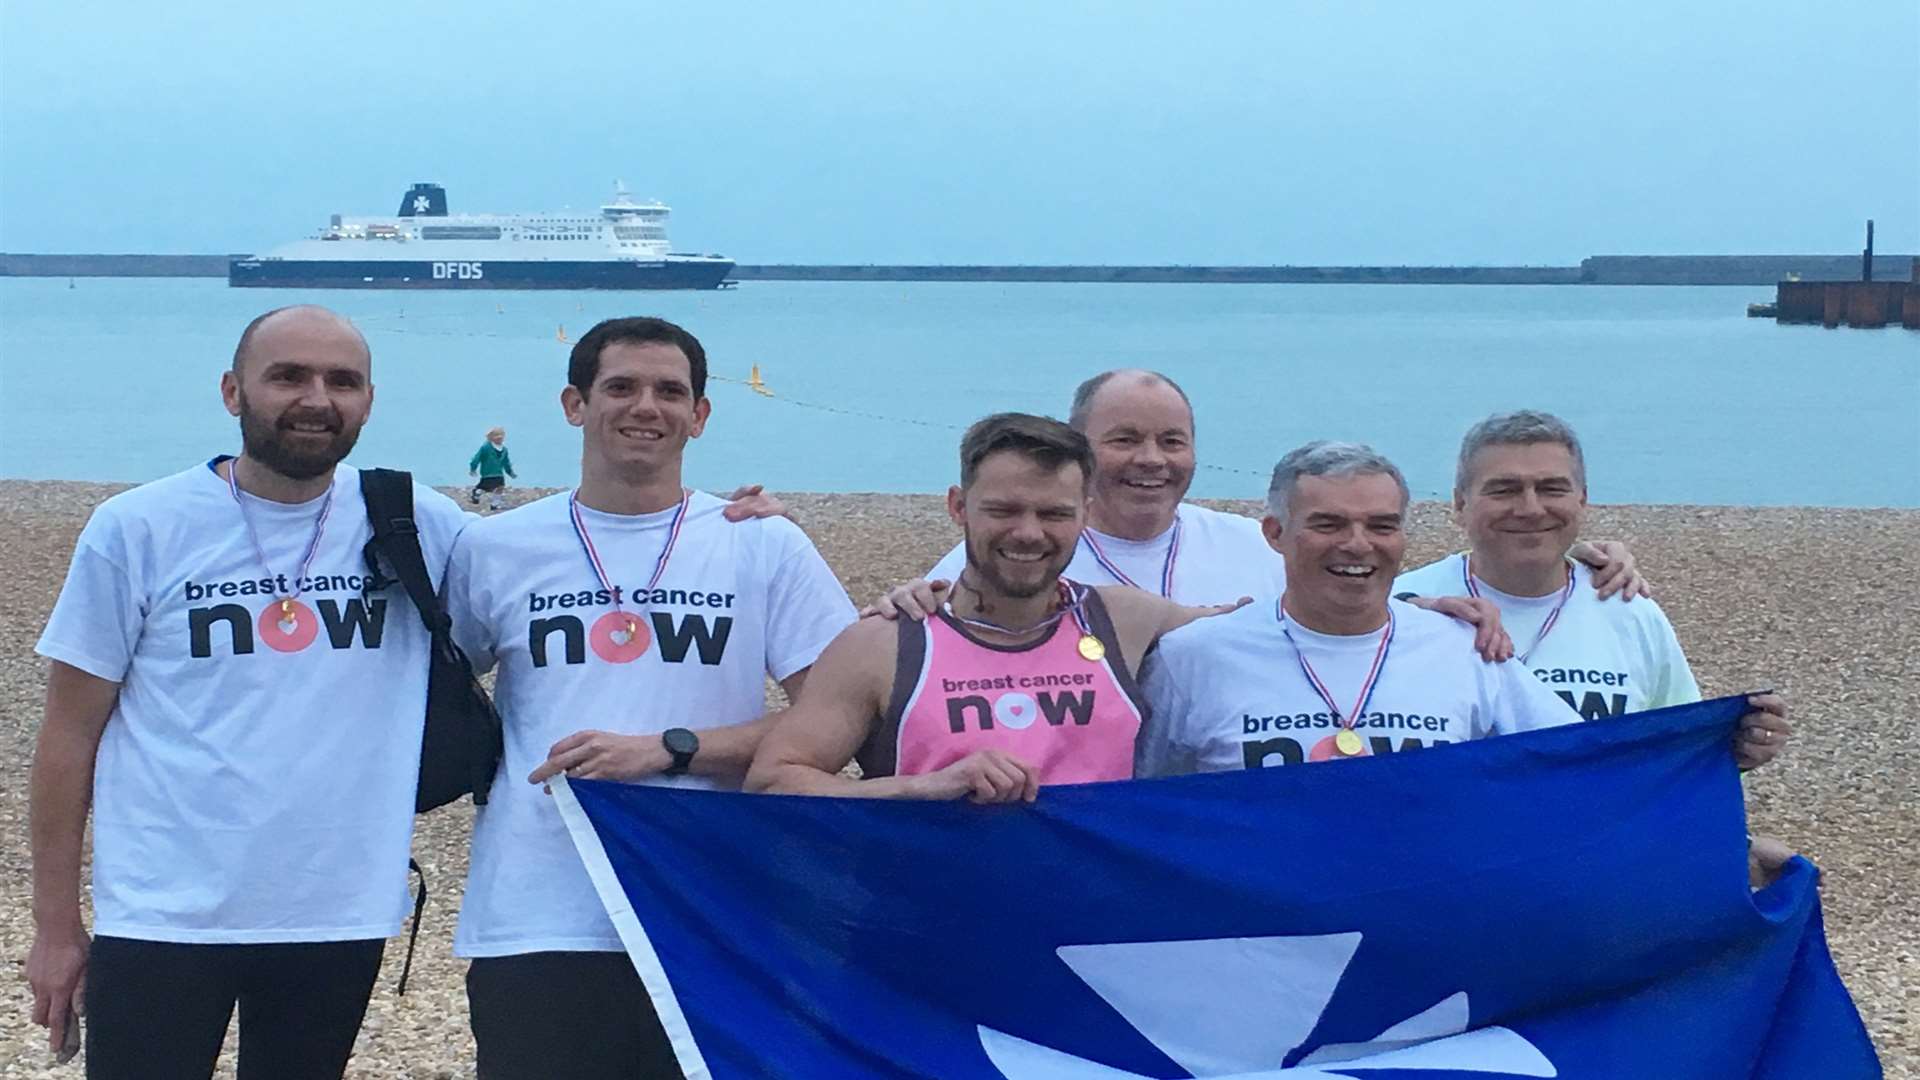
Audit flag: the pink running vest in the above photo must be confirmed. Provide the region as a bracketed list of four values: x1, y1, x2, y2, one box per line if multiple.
[857, 584, 1147, 784]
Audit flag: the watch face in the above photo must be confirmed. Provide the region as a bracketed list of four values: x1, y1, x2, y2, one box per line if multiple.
[664, 728, 699, 757]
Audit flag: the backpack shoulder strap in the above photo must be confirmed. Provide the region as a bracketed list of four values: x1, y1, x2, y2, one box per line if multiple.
[360, 468, 450, 637]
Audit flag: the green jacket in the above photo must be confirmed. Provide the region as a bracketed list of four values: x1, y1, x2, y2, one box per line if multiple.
[469, 442, 515, 479]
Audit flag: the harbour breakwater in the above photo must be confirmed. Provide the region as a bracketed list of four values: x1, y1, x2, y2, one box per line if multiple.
[3, 253, 1916, 286]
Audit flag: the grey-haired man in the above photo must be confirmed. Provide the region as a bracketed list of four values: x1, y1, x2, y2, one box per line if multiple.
[1136, 441, 1576, 777]
[1392, 410, 1789, 769]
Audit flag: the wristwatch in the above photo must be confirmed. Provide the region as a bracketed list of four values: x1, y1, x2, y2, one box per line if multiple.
[662, 728, 700, 776]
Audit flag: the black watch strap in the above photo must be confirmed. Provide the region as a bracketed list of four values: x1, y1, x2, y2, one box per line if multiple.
[662, 727, 699, 776]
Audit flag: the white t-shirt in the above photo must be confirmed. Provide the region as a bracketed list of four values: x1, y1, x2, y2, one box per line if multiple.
[1393, 554, 1702, 719]
[1136, 599, 1578, 777]
[447, 490, 856, 957]
[929, 502, 1286, 605]
[34, 460, 469, 943]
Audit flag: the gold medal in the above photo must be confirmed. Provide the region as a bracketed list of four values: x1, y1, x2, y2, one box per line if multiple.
[1335, 728, 1365, 756]
[611, 618, 636, 647]
[277, 598, 298, 633]
[1077, 634, 1106, 662]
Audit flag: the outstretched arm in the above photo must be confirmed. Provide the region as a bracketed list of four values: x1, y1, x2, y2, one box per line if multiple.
[745, 622, 1038, 803]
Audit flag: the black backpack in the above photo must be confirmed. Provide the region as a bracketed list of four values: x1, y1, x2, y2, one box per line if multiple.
[359, 468, 503, 812]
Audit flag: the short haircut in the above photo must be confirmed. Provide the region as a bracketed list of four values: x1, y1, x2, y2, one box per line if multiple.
[568, 316, 707, 399]
[959, 413, 1095, 491]
[1455, 410, 1587, 492]
[231, 305, 370, 374]
[486, 426, 506, 440]
[1266, 440, 1410, 524]
[1067, 369, 1195, 432]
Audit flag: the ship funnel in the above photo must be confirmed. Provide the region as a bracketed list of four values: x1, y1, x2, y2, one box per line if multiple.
[398, 183, 448, 217]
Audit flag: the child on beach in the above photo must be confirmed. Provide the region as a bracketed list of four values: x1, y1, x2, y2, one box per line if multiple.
[468, 426, 516, 510]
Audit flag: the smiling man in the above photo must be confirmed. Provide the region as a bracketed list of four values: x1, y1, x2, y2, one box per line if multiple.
[1392, 411, 1790, 767]
[746, 413, 1235, 802]
[927, 370, 1285, 603]
[441, 316, 855, 1079]
[28, 306, 471, 1079]
[1136, 441, 1577, 777]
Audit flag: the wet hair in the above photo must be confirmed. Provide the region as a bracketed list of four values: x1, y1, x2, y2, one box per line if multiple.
[231, 305, 370, 374]
[1067, 369, 1195, 432]
[959, 413, 1095, 491]
[568, 316, 707, 399]
[1266, 440, 1409, 524]
[1455, 410, 1586, 492]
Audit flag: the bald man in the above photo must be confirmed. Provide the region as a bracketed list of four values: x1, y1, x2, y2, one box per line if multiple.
[27, 307, 472, 1078]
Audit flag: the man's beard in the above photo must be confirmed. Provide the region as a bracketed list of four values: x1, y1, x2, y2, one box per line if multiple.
[237, 391, 362, 481]
[961, 526, 1074, 600]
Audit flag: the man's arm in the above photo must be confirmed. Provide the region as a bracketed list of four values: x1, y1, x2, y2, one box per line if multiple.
[1403, 595, 1513, 662]
[529, 711, 792, 785]
[745, 621, 1039, 802]
[1570, 540, 1647, 601]
[1092, 586, 1247, 673]
[28, 662, 119, 1057]
[743, 620, 924, 797]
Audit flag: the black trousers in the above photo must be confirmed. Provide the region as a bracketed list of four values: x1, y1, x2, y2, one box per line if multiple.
[85, 935, 384, 1080]
[467, 951, 684, 1079]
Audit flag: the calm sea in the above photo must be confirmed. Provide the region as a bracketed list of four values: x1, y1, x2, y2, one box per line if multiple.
[2, 278, 1915, 507]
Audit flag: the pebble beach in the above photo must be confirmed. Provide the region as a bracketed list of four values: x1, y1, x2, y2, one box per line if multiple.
[0, 481, 1912, 1077]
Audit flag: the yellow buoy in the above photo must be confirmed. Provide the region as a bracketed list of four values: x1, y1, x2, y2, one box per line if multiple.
[557, 324, 568, 343]
[747, 364, 773, 396]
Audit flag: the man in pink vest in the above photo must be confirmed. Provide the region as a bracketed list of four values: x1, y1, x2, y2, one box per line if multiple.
[746, 413, 1233, 801]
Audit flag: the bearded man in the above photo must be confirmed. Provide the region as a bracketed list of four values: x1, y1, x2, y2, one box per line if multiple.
[26, 306, 472, 1079]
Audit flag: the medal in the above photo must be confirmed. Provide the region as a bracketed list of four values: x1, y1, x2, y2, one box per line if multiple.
[1463, 553, 1576, 664]
[1278, 601, 1395, 758]
[226, 458, 334, 630]
[1081, 518, 1182, 598]
[1077, 634, 1106, 662]
[571, 489, 691, 655]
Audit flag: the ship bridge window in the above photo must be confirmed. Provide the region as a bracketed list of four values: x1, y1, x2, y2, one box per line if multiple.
[421, 226, 503, 240]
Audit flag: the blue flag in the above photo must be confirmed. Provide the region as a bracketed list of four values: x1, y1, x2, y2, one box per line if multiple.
[554, 695, 1878, 1079]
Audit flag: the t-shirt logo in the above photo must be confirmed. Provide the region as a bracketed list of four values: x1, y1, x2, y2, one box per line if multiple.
[183, 577, 388, 658]
[528, 611, 732, 667]
[1532, 667, 1632, 720]
[1239, 711, 1457, 767]
[947, 688, 1097, 733]
[525, 587, 738, 667]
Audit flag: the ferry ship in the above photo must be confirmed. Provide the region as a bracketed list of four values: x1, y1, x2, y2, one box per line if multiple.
[230, 182, 734, 290]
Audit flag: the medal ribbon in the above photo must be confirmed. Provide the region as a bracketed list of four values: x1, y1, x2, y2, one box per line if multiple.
[1080, 518, 1181, 597]
[942, 579, 1091, 639]
[225, 459, 335, 616]
[1462, 553, 1575, 664]
[1277, 601, 1394, 733]
[569, 489, 692, 627]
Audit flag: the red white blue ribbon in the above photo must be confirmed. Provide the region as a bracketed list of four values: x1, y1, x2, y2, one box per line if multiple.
[1462, 553, 1575, 664]
[943, 578, 1092, 639]
[1080, 518, 1181, 597]
[225, 458, 335, 614]
[569, 489, 692, 623]
[1278, 601, 1394, 733]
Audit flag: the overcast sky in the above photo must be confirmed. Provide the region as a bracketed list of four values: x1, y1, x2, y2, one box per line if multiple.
[3, 1, 1915, 263]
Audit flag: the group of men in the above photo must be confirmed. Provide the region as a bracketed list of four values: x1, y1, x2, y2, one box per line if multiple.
[29, 305, 1792, 1079]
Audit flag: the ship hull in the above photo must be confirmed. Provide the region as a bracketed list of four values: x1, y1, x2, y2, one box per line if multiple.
[229, 258, 734, 290]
